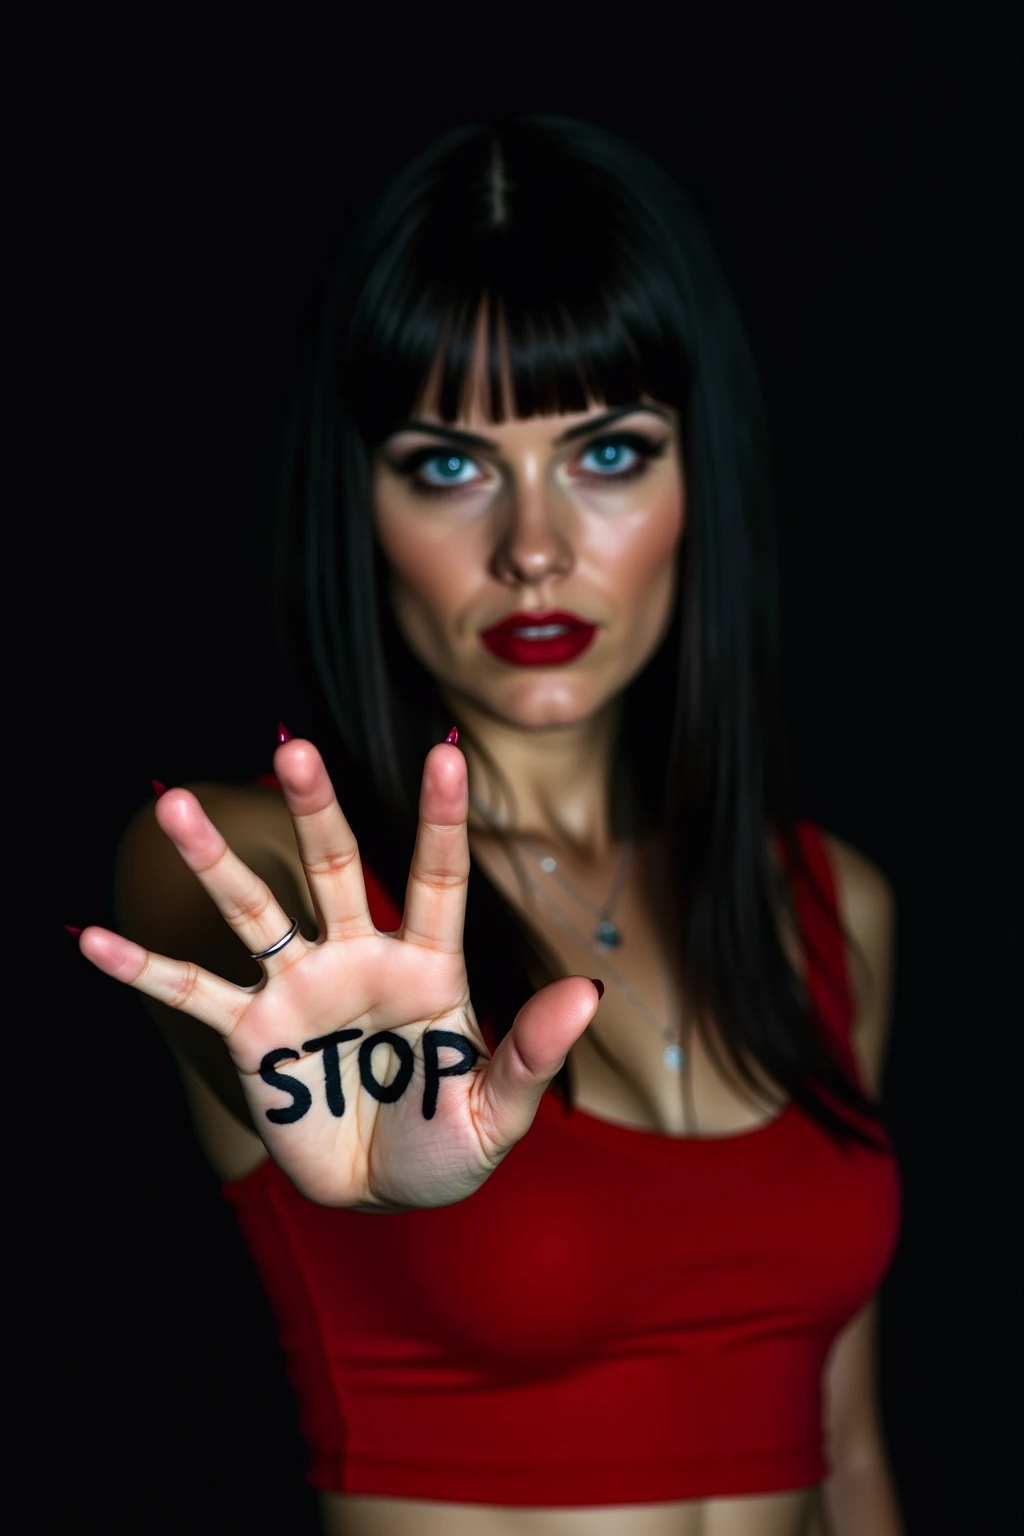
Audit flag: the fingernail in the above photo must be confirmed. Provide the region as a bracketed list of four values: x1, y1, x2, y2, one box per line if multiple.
[444, 725, 459, 745]
[151, 779, 168, 798]
[277, 723, 292, 744]
[590, 978, 605, 1000]
[65, 925, 82, 937]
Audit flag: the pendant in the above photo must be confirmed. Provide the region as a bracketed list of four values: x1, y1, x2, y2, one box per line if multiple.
[594, 919, 622, 949]
[663, 1044, 685, 1071]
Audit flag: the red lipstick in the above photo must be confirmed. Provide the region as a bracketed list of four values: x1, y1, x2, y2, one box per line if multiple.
[479, 609, 598, 667]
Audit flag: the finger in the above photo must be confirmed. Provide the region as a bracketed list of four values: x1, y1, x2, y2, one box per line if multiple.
[77, 926, 249, 1038]
[476, 976, 601, 1149]
[271, 738, 375, 940]
[398, 740, 470, 954]
[155, 789, 308, 972]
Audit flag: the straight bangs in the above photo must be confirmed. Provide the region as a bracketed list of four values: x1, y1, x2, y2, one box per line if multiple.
[341, 133, 693, 445]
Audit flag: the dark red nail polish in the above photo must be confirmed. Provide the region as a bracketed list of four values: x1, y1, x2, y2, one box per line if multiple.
[65, 925, 82, 937]
[277, 723, 293, 745]
[590, 978, 605, 1000]
[151, 780, 168, 798]
[444, 725, 459, 745]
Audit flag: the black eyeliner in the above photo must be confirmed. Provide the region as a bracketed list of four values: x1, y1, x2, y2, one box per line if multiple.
[390, 431, 668, 486]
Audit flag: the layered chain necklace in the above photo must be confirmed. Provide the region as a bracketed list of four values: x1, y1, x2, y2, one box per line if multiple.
[469, 792, 693, 1074]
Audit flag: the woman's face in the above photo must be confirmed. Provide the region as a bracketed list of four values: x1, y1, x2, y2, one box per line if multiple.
[370, 333, 686, 735]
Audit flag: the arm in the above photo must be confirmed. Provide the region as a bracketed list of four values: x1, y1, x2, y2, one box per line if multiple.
[811, 837, 904, 1536]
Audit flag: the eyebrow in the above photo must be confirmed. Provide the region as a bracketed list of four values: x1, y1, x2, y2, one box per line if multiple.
[387, 403, 671, 451]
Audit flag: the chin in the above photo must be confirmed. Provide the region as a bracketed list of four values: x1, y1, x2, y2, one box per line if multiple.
[478, 674, 614, 729]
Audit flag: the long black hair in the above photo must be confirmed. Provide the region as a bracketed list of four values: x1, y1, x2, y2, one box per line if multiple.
[272, 112, 886, 1150]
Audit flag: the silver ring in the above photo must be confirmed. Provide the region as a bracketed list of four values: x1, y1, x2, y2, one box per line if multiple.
[249, 916, 300, 961]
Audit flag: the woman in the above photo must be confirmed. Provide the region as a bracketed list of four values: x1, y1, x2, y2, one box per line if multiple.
[75, 115, 903, 1534]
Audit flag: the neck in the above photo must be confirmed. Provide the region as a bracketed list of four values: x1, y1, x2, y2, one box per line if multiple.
[441, 689, 627, 861]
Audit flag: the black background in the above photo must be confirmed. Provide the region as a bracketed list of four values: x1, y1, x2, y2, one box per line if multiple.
[10, 5, 1021, 1532]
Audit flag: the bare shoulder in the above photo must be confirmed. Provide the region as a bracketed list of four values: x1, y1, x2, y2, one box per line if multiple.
[114, 777, 307, 943]
[819, 830, 897, 1095]
[820, 831, 896, 950]
[116, 779, 292, 883]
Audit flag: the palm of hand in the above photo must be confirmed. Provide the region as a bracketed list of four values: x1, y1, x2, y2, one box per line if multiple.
[229, 933, 494, 1208]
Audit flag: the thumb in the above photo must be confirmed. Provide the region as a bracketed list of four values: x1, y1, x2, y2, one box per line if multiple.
[478, 975, 602, 1148]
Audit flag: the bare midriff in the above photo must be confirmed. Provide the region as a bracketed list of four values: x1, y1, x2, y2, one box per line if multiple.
[319, 1485, 824, 1536]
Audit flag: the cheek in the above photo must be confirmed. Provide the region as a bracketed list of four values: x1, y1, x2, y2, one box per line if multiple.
[598, 488, 685, 611]
[374, 513, 471, 647]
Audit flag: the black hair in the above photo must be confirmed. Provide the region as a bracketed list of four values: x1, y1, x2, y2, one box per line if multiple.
[272, 112, 887, 1149]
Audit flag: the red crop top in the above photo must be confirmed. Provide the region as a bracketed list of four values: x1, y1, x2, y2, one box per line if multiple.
[221, 820, 901, 1506]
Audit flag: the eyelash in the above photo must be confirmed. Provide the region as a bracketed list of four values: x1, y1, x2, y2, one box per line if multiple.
[393, 433, 668, 498]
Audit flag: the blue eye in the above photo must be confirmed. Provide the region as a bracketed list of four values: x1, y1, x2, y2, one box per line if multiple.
[581, 440, 640, 475]
[393, 449, 483, 495]
[416, 452, 480, 488]
[578, 433, 667, 481]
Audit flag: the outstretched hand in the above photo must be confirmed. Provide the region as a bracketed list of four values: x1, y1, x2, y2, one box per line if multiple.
[78, 735, 601, 1208]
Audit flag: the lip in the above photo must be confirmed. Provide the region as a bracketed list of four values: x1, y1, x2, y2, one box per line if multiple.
[479, 609, 594, 638]
[479, 610, 599, 667]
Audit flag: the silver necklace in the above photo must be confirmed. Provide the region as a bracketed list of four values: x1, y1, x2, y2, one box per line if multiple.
[469, 792, 691, 1074]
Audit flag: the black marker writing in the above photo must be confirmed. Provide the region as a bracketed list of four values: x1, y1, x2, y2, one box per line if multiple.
[359, 1031, 415, 1103]
[258, 1028, 482, 1125]
[259, 1048, 314, 1125]
[303, 1029, 364, 1117]
[422, 1030, 479, 1120]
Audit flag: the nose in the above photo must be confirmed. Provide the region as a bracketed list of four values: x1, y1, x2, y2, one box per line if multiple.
[489, 472, 574, 588]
